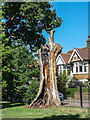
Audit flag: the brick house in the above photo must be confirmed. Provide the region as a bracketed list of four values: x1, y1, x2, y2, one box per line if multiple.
[56, 36, 90, 84]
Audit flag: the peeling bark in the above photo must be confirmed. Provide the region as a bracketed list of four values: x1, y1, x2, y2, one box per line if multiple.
[29, 30, 63, 107]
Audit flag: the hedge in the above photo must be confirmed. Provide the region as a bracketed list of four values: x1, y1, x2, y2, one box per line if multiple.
[65, 87, 89, 98]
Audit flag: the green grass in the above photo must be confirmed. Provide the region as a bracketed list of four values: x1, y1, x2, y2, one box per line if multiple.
[1, 101, 89, 119]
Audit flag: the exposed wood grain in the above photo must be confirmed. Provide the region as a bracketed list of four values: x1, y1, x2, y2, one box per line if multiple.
[29, 30, 62, 107]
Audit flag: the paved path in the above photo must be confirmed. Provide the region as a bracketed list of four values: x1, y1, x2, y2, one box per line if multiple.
[62, 100, 90, 108]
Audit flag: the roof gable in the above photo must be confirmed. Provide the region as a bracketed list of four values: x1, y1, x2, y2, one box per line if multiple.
[68, 49, 83, 63]
[56, 54, 66, 65]
[71, 52, 81, 62]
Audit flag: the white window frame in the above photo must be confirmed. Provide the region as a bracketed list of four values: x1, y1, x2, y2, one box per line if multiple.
[83, 62, 88, 73]
[73, 61, 88, 74]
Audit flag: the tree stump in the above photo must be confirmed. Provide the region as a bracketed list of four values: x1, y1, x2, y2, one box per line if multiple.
[29, 30, 63, 107]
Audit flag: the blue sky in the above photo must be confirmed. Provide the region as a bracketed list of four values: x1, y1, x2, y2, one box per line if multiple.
[43, 2, 88, 53]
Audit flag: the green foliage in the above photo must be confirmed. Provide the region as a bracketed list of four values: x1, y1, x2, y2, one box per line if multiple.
[2, 2, 63, 52]
[2, 41, 40, 101]
[57, 71, 68, 98]
[66, 88, 77, 98]
[0, 3, 2, 98]
[66, 87, 88, 98]
[23, 79, 39, 104]
[76, 87, 88, 93]
[2, 2, 62, 103]
[84, 81, 88, 87]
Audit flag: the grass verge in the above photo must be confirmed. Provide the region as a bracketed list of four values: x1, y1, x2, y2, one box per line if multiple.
[1, 101, 89, 119]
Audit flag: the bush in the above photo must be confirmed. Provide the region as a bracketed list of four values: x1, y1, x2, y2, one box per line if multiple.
[57, 71, 68, 99]
[84, 81, 88, 87]
[66, 87, 88, 98]
[66, 88, 77, 98]
[23, 79, 39, 104]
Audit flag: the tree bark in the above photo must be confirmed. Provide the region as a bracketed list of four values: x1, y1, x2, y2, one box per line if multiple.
[29, 30, 63, 107]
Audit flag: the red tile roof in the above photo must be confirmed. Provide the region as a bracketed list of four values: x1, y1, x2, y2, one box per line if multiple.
[60, 46, 90, 63]
[60, 53, 71, 63]
[67, 50, 73, 54]
[76, 47, 90, 60]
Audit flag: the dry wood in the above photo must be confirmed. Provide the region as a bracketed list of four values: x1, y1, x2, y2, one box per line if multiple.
[29, 30, 62, 107]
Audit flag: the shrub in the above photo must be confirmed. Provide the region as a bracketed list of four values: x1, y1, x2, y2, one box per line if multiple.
[57, 71, 68, 99]
[23, 79, 39, 104]
[66, 87, 88, 98]
[66, 88, 77, 98]
[84, 81, 88, 87]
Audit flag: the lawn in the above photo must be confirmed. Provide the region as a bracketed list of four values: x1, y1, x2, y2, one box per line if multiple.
[1, 101, 89, 120]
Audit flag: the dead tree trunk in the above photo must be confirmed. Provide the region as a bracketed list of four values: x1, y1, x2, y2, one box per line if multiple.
[29, 30, 63, 107]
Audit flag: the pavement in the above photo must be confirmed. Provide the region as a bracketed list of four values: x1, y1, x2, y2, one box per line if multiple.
[62, 99, 90, 108]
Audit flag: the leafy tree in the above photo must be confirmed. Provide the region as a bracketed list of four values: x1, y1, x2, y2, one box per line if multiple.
[2, 2, 63, 103]
[0, 3, 2, 99]
[2, 2, 63, 51]
[2, 34, 11, 99]
[2, 40, 40, 102]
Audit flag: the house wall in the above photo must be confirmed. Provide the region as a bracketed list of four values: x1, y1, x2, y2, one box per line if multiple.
[88, 61, 90, 77]
[72, 61, 88, 75]
[88, 61, 90, 86]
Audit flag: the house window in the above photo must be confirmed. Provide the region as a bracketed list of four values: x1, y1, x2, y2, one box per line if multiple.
[84, 63, 88, 72]
[76, 63, 78, 73]
[76, 66, 78, 73]
[72, 66, 73, 73]
[79, 66, 82, 72]
[60, 66, 62, 74]
[79, 63, 82, 72]
[74, 56, 77, 60]
[63, 65, 66, 70]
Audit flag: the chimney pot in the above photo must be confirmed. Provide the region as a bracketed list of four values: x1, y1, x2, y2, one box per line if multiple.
[88, 35, 90, 38]
[87, 35, 90, 48]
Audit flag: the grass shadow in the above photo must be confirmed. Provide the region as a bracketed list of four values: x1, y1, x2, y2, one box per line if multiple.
[2, 102, 24, 109]
[43, 114, 81, 120]
[2, 114, 89, 120]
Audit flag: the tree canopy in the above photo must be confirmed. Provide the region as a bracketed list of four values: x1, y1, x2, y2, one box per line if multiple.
[2, 2, 62, 51]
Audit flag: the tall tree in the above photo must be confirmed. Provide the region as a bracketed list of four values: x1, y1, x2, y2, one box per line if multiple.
[29, 30, 63, 107]
[2, 2, 62, 51]
[2, 2, 63, 103]
[2, 38, 40, 102]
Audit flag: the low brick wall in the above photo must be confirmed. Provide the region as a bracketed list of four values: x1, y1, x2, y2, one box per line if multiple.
[74, 92, 90, 100]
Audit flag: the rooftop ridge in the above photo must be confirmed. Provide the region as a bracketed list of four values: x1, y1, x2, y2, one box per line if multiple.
[61, 53, 71, 55]
[75, 46, 87, 50]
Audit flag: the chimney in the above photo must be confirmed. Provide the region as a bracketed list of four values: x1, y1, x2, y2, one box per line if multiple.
[87, 36, 90, 48]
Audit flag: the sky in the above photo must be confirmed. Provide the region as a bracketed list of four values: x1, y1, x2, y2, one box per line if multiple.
[43, 2, 88, 53]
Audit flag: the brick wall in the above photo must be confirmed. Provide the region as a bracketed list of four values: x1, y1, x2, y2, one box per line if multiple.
[74, 92, 90, 100]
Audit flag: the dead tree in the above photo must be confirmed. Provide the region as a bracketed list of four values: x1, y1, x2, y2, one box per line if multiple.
[29, 30, 63, 107]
